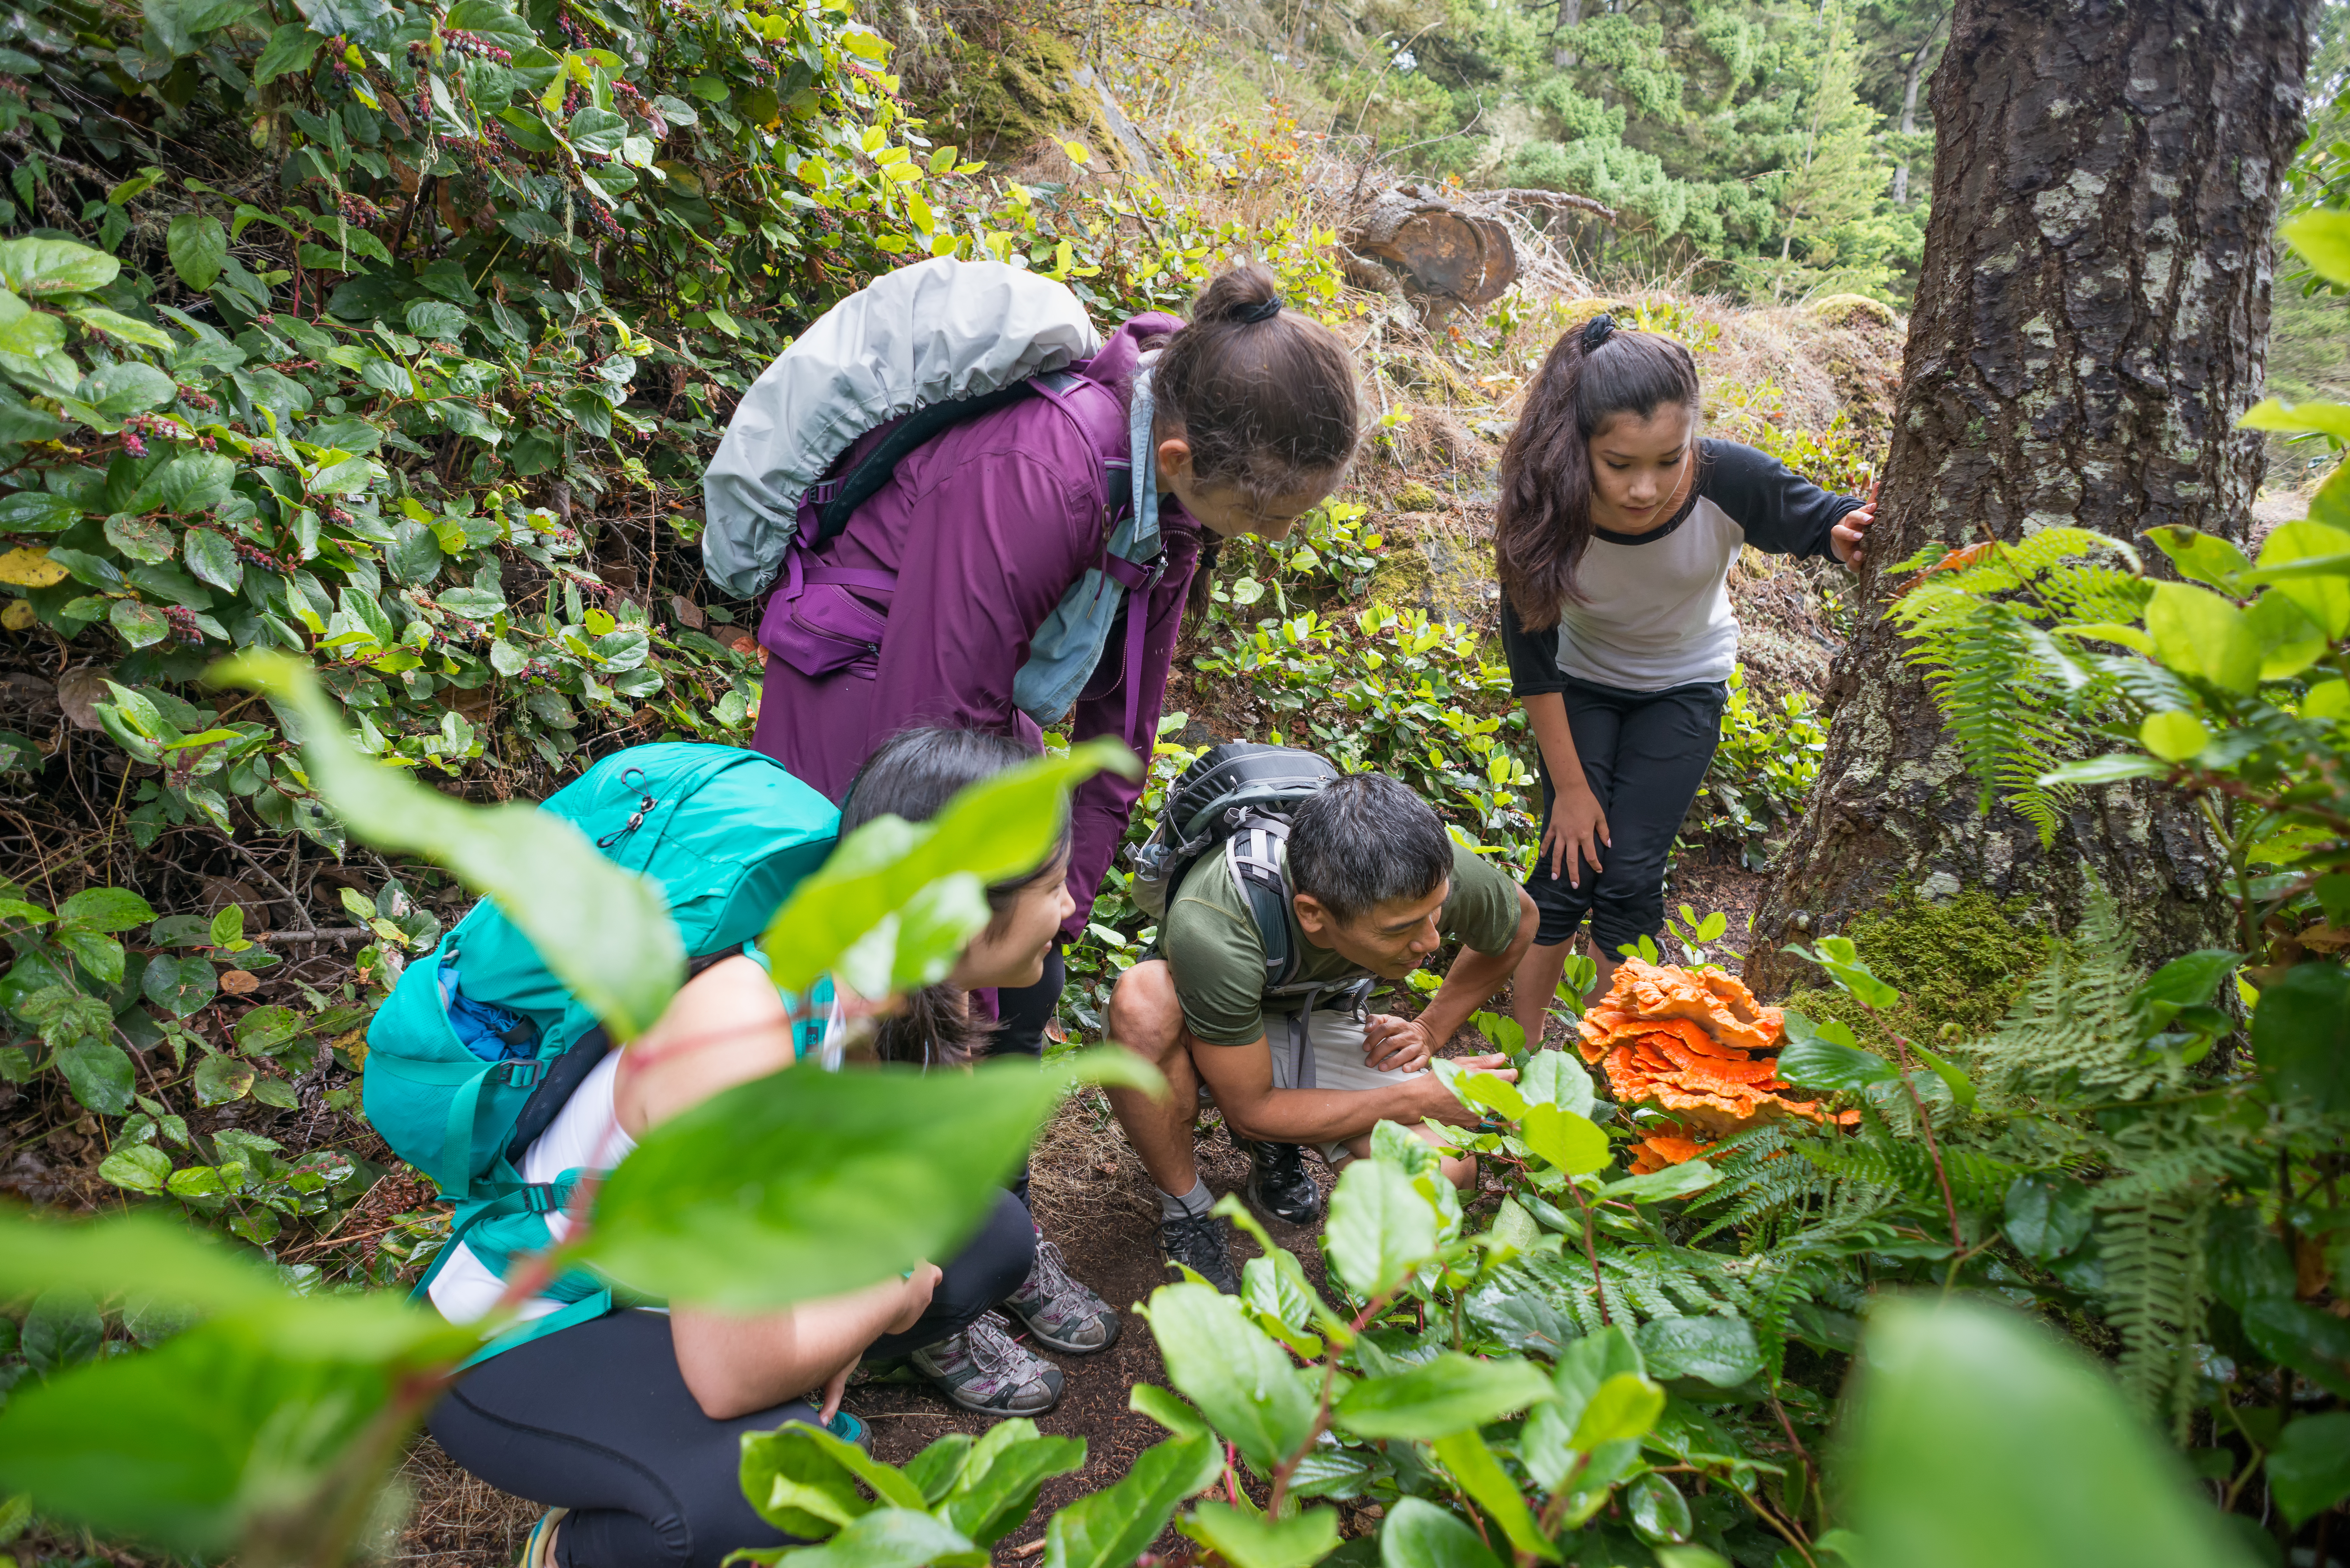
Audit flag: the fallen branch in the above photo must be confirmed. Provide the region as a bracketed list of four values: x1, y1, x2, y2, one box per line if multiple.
[1462, 188, 1618, 222]
[255, 926, 373, 945]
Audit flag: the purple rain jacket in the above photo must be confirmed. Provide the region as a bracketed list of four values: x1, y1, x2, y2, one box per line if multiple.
[748, 313, 1200, 939]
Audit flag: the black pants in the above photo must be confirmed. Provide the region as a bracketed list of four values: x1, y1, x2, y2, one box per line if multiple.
[427, 1190, 1035, 1568]
[1526, 675, 1727, 954]
[989, 944, 1064, 1205]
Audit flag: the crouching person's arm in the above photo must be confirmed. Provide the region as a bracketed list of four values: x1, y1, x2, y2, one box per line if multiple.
[1187, 1032, 1494, 1165]
[613, 954, 939, 1422]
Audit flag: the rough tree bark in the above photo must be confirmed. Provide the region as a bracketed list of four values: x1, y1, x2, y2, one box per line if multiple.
[1745, 0, 2316, 997]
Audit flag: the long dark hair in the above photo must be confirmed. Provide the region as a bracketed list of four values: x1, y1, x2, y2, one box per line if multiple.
[837, 727, 1069, 1067]
[1494, 317, 1701, 629]
[1153, 261, 1361, 512]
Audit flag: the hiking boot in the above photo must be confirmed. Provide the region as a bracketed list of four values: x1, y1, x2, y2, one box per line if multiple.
[1004, 1235, 1121, 1353]
[910, 1311, 1065, 1416]
[1160, 1210, 1242, 1294]
[517, 1509, 567, 1568]
[1236, 1135, 1322, 1225]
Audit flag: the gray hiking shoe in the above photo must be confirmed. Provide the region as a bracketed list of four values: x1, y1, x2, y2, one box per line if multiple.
[1003, 1236, 1121, 1354]
[910, 1311, 1065, 1416]
[1160, 1211, 1242, 1295]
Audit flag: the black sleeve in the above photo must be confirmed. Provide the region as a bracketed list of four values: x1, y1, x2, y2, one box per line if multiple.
[1699, 439, 1863, 560]
[1499, 593, 1569, 697]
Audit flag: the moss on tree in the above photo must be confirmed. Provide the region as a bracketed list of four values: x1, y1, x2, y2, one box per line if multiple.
[1779, 886, 2044, 1052]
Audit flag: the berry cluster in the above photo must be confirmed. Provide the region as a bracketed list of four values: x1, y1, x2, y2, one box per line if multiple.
[161, 605, 206, 643]
[583, 200, 623, 239]
[254, 312, 276, 326]
[231, 537, 298, 576]
[442, 28, 512, 63]
[247, 441, 283, 467]
[266, 358, 321, 374]
[177, 386, 218, 411]
[121, 413, 184, 443]
[325, 506, 354, 525]
[120, 431, 147, 457]
[337, 191, 386, 225]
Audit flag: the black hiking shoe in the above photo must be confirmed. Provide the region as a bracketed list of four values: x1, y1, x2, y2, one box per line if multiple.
[1160, 1211, 1242, 1294]
[1235, 1135, 1322, 1225]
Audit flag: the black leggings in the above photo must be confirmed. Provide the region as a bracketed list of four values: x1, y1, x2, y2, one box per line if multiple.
[426, 1190, 1036, 1568]
[1526, 675, 1727, 953]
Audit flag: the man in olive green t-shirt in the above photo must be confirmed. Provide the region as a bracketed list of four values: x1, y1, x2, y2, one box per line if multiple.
[1104, 773, 1537, 1293]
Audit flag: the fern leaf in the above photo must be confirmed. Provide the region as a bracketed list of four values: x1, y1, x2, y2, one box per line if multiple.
[2100, 1197, 2209, 1438]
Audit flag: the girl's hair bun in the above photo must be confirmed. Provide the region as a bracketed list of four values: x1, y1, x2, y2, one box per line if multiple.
[1191, 260, 1283, 325]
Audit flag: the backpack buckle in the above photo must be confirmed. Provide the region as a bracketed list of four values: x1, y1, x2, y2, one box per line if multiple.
[495, 1060, 542, 1089]
[520, 1183, 561, 1214]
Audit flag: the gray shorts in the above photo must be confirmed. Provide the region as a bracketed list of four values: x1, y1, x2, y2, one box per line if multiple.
[1258, 1006, 1425, 1170]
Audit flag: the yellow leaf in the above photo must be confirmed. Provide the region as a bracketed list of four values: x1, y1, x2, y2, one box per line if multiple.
[2, 598, 34, 629]
[0, 547, 68, 588]
[1061, 139, 1091, 165]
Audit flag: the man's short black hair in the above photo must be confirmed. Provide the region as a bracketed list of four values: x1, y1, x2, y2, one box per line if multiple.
[1285, 773, 1453, 923]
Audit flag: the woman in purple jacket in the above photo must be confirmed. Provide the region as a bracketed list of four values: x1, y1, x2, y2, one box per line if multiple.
[746, 262, 1362, 1407]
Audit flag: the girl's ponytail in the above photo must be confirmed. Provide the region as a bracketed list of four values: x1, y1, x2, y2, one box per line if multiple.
[1153, 262, 1360, 506]
[1495, 316, 1701, 629]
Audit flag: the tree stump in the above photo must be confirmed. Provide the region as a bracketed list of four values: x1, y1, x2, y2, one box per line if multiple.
[1347, 185, 1520, 317]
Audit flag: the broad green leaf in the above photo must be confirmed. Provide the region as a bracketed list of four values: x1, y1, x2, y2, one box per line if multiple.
[54, 1040, 133, 1114]
[762, 739, 1136, 993]
[2285, 209, 2350, 286]
[215, 652, 683, 1041]
[1140, 1282, 1320, 1473]
[19, 1290, 101, 1375]
[1626, 1473, 1692, 1546]
[1334, 1353, 1555, 1440]
[1516, 1049, 1594, 1117]
[2240, 396, 2350, 441]
[1568, 1370, 1665, 1449]
[2255, 519, 2350, 636]
[1043, 1432, 1219, 1568]
[739, 1425, 872, 1538]
[1775, 1009, 1896, 1091]
[1377, 1496, 1503, 1568]
[1452, 1067, 1527, 1122]
[1597, 1160, 1719, 1203]
[143, 953, 216, 1016]
[0, 291, 63, 358]
[1908, 1040, 1976, 1110]
[2144, 581, 2261, 694]
[2144, 526, 2250, 589]
[98, 1142, 171, 1194]
[0, 237, 120, 297]
[1325, 1156, 1439, 1298]
[2138, 710, 2210, 764]
[582, 1056, 1071, 1310]
[1846, 1299, 2254, 1568]
[307, 455, 375, 496]
[73, 306, 173, 351]
[1179, 1501, 1342, 1568]
[83, 360, 176, 415]
[192, 1052, 254, 1105]
[184, 528, 242, 592]
[0, 1210, 307, 1322]
[2252, 962, 2350, 1114]
[134, 452, 236, 514]
[2268, 1412, 2350, 1527]
[1636, 1315, 1761, 1389]
[2041, 754, 2173, 786]
[403, 300, 468, 342]
[738, 1506, 984, 1568]
[941, 1424, 1086, 1547]
[2003, 1174, 2093, 1263]
[249, 23, 323, 86]
[2245, 588, 2326, 681]
[1520, 1101, 1610, 1175]
[58, 886, 155, 931]
[1429, 1431, 1556, 1561]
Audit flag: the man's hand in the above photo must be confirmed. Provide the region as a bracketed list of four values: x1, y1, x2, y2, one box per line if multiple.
[1415, 1052, 1516, 1127]
[1363, 1014, 1437, 1074]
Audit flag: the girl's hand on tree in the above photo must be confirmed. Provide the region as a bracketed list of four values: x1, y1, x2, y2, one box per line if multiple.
[1546, 783, 1609, 889]
[1832, 479, 1880, 568]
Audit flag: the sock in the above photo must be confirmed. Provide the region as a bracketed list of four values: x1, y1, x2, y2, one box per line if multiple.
[1157, 1177, 1212, 1222]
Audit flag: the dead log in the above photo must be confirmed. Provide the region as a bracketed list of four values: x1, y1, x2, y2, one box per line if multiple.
[1346, 183, 1520, 311]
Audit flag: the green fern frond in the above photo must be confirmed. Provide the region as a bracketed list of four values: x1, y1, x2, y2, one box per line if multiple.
[1792, 1125, 2014, 1211]
[1973, 881, 2173, 1101]
[2100, 1197, 2209, 1439]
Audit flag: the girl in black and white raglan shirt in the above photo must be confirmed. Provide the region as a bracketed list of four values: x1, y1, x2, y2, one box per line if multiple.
[1492, 314, 1879, 1045]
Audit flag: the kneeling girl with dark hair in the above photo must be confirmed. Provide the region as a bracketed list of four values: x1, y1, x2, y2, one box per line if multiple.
[1492, 315, 1879, 1045]
[426, 727, 1083, 1568]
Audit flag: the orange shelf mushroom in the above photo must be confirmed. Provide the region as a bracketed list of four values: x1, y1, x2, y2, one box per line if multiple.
[1577, 957, 1859, 1165]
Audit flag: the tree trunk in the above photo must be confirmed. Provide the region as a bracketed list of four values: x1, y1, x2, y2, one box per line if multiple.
[1553, 0, 1581, 68]
[1744, 0, 2315, 998]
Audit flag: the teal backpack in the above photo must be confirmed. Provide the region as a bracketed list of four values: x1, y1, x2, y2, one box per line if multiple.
[364, 742, 839, 1361]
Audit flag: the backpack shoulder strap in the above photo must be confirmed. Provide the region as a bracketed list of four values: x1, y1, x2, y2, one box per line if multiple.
[1224, 816, 1301, 994]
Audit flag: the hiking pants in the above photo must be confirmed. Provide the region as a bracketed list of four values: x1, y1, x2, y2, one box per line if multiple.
[426, 1189, 1035, 1568]
[1525, 675, 1727, 955]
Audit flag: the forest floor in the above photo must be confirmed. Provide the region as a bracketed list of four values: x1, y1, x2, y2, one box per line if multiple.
[385, 861, 1769, 1568]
